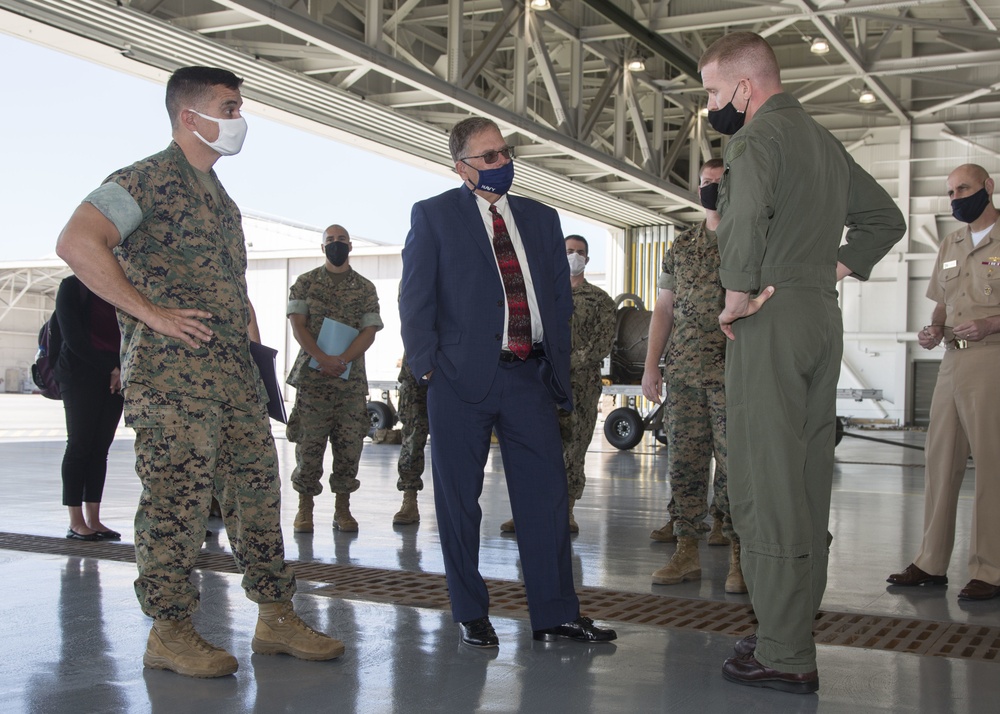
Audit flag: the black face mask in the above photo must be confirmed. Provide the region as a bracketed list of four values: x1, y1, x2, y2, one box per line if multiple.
[325, 241, 350, 267]
[699, 182, 720, 211]
[951, 187, 990, 224]
[707, 86, 749, 135]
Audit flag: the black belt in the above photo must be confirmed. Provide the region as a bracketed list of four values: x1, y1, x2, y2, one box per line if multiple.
[499, 345, 545, 362]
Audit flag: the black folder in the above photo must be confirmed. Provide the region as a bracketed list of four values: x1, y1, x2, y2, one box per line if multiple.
[250, 341, 288, 424]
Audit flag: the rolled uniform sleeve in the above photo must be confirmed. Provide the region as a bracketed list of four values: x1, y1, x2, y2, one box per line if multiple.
[287, 299, 309, 316]
[658, 247, 676, 292]
[84, 181, 145, 242]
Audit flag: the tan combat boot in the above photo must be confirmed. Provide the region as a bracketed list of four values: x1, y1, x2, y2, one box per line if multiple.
[143, 619, 238, 678]
[252, 602, 345, 661]
[293, 494, 314, 533]
[725, 541, 748, 594]
[650, 521, 677, 543]
[568, 497, 579, 534]
[651, 536, 701, 585]
[499, 517, 515, 533]
[708, 515, 731, 546]
[392, 490, 420, 525]
[333, 493, 358, 532]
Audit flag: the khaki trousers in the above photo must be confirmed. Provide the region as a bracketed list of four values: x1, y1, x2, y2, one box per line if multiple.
[914, 345, 1000, 585]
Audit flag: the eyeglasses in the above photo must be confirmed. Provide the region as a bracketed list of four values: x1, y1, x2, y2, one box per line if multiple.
[460, 145, 516, 165]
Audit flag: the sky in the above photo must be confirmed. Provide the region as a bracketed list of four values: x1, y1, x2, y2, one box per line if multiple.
[0, 32, 609, 268]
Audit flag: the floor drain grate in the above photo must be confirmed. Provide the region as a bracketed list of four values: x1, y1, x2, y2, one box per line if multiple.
[3, 531, 997, 662]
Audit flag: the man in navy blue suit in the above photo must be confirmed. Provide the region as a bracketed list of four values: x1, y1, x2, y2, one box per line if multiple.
[399, 117, 617, 648]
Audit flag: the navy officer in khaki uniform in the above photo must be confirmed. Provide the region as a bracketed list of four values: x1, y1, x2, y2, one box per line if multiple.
[889, 164, 1000, 601]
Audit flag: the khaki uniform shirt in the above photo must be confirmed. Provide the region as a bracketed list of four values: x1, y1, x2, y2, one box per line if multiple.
[286, 266, 383, 393]
[89, 142, 263, 410]
[658, 221, 726, 388]
[927, 225, 1000, 331]
[717, 93, 906, 293]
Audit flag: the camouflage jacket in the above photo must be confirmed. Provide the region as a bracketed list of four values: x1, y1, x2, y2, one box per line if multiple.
[98, 142, 264, 410]
[658, 221, 726, 387]
[286, 265, 383, 393]
[569, 281, 616, 382]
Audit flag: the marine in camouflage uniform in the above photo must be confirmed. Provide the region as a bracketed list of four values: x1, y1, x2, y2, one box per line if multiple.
[659, 220, 733, 542]
[499, 235, 614, 534]
[84, 140, 295, 621]
[560, 281, 616, 500]
[57, 67, 344, 677]
[396, 356, 428, 492]
[286, 225, 383, 531]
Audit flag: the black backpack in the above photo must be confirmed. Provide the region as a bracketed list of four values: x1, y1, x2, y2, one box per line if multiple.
[31, 311, 63, 400]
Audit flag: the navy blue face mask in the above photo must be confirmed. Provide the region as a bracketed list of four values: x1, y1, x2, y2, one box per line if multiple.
[325, 241, 350, 267]
[707, 86, 749, 135]
[951, 187, 990, 224]
[470, 161, 514, 195]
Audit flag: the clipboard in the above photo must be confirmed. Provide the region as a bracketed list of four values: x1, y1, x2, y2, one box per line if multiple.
[309, 317, 359, 381]
[250, 341, 288, 423]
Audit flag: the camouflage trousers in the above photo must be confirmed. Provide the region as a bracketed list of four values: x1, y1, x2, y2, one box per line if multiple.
[286, 382, 367, 496]
[665, 380, 735, 541]
[559, 369, 603, 500]
[396, 363, 428, 492]
[125, 383, 295, 621]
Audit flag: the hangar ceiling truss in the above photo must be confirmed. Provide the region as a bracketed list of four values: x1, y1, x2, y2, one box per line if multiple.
[2, 0, 999, 228]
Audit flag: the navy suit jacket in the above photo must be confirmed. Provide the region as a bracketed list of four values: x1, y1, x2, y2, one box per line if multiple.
[399, 187, 573, 410]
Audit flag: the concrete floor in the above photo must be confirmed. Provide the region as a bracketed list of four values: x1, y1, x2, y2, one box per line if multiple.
[1, 394, 998, 713]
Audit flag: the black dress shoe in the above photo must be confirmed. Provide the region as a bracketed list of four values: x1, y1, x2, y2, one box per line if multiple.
[722, 655, 818, 694]
[532, 616, 617, 643]
[733, 633, 757, 658]
[958, 579, 1000, 601]
[66, 528, 100, 541]
[93, 529, 122, 541]
[460, 617, 499, 648]
[887, 563, 947, 587]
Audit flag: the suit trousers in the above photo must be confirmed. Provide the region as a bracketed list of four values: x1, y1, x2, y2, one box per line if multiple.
[914, 345, 1000, 585]
[726, 288, 842, 673]
[426, 357, 580, 631]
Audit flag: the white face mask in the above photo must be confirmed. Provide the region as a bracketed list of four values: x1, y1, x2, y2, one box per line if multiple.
[190, 110, 248, 156]
[567, 252, 587, 276]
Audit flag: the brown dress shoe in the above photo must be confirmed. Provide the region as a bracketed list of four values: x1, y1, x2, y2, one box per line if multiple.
[722, 655, 818, 694]
[733, 633, 757, 658]
[958, 579, 1000, 601]
[886, 563, 947, 587]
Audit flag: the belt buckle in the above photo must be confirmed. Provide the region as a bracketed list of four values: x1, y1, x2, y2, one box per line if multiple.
[954, 338, 968, 350]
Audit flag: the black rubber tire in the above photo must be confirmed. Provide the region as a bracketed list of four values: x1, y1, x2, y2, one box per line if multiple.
[367, 401, 395, 438]
[604, 407, 645, 450]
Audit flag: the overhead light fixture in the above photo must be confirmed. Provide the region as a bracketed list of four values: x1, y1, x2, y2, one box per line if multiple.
[627, 57, 646, 72]
[529, 0, 551, 10]
[858, 89, 877, 104]
[809, 37, 830, 55]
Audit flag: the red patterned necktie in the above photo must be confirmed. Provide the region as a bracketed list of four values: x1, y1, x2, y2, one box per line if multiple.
[489, 205, 532, 360]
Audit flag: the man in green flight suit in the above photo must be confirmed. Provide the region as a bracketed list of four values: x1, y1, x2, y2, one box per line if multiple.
[55, 66, 345, 678]
[700, 33, 906, 693]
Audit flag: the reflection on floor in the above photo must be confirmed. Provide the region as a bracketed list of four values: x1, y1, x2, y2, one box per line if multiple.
[2, 420, 999, 713]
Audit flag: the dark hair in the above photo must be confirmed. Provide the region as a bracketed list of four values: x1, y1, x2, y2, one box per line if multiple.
[702, 158, 724, 174]
[565, 234, 589, 255]
[449, 117, 501, 162]
[166, 66, 243, 129]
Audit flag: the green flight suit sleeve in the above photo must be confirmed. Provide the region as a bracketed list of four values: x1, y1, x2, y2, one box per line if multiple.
[716, 135, 778, 293]
[836, 158, 908, 280]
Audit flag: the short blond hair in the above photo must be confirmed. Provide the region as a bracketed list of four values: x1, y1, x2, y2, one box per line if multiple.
[699, 32, 780, 81]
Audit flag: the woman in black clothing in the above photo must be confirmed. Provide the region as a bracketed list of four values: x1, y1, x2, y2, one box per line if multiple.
[56, 275, 124, 541]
